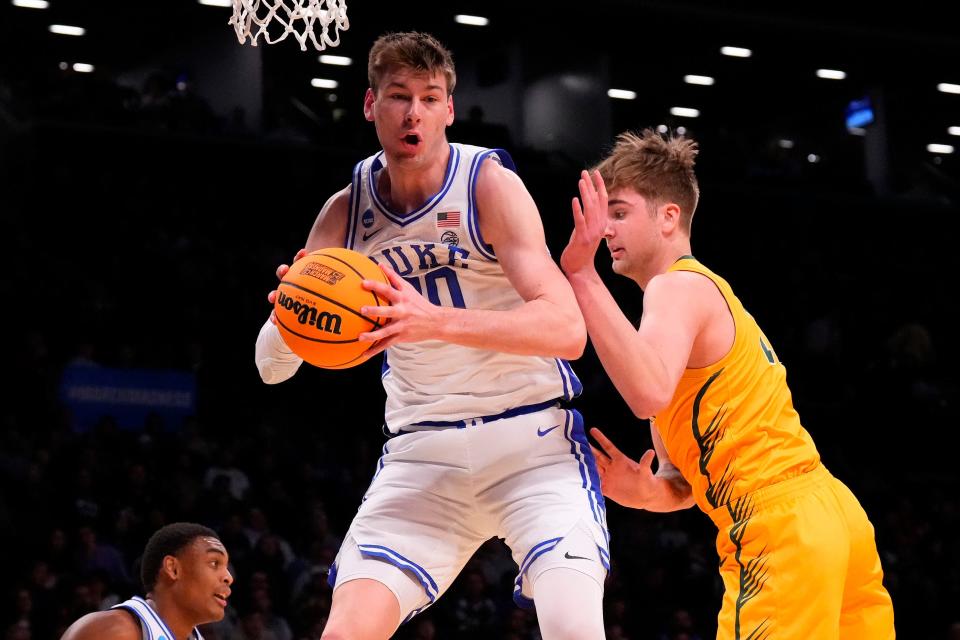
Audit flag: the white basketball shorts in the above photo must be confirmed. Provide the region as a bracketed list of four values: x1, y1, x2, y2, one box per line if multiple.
[327, 405, 610, 623]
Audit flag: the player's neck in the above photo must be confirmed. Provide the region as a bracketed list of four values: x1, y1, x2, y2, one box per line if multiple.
[380, 142, 451, 213]
[147, 595, 194, 640]
[637, 243, 693, 289]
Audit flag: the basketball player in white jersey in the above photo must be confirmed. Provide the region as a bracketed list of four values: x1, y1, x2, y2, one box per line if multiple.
[256, 32, 608, 640]
[60, 522, 233, 640]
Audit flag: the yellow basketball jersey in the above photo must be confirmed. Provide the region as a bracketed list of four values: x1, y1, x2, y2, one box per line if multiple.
[653, 257, 820, 514]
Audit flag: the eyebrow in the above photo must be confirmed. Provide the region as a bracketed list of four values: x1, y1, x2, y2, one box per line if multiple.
[205, 548, 227, 557]
[607, 198, 633, 206]
[384, 82, 445, 92]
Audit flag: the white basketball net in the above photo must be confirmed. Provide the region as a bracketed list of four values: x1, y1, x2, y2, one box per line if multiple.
[230, 0, 349, 51]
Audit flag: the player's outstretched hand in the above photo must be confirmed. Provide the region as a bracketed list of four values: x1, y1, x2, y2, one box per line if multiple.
[561, 169, 608, 277]
[590, 427, 659, 510]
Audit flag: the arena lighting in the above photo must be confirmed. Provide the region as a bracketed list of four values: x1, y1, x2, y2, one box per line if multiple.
[319, 55, 352, 66]
[778, 139, 795, 149]
[845, 97, 874, 129]
[937, 83, 960, 94]
[684, 75, 715, 86]
[607, 89, 637, 100]
[454, 15, 489, 26]
[311, 78, 338, 89]
[816, 69, 846, 80]
[12, 0, 50, 8]
[927, 143, 954, 154]
[49, 24, 85, 36]
[72, 63, 94, 73]
[197, 0, 232, 6]
[721, 46, 751, 58]
[670, 107, 700, 118]
[949, 127, 960, 136]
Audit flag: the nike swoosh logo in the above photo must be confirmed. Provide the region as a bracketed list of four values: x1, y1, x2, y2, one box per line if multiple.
[537, 425, 560, 437]
[564, 551, 591, 561]
[362, 227, 383, 241]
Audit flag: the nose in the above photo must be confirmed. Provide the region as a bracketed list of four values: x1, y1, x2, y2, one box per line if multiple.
[603, 220, 614, 239]
[224, 570, 234, 586]
[405, 98, 422, 122]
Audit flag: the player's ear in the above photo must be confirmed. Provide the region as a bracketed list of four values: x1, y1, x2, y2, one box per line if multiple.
[446, 95, 455, 126]
[161, 555, 180, 581]
[364, 88, 376, 122]
[661, 202, 681, 234]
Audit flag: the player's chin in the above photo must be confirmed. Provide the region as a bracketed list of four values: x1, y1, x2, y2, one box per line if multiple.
[207, 606, 227, 622]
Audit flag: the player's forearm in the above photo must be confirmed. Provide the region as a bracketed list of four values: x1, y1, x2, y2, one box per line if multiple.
[609, 470, 694, 512]
[432, 297, 586, 359]
[566, 271, 672, 417]
[255, 319, 304, 384]
[645, 467, 696, 512]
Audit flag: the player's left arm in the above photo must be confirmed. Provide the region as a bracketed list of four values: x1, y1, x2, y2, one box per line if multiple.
[624, 272, 714, 416]
[571, 268, 712, 419]
[360, 159, 586, 358]
[563, 169, 714, 418]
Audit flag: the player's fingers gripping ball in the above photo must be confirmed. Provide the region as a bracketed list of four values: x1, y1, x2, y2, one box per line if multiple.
[274, 248, 389, 369]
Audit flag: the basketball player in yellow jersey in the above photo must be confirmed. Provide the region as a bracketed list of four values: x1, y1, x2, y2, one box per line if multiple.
[560, 129, 895, 639]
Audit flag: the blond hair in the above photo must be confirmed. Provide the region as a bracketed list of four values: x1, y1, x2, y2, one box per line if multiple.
[596, 129, 700, 232]
[367, 31, 456, 95]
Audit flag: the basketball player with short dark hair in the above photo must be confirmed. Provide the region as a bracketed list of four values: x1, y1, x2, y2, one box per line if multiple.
[60, 522, 233, 640]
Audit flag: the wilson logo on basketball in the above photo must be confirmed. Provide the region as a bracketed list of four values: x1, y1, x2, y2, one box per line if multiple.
[277, 291, 343, 335]
[300, 263, 346, 285]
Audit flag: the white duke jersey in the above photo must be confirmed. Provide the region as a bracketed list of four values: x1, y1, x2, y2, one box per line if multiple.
[113, 596, 204, 640]
[345, 143, 581, 433]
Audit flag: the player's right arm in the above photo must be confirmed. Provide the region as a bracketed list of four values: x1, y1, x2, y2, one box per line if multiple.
[648, 424, 695, 509]
[60, 610, 141, 640]
[590, 426, 694, 512]
[255, 186, 350, 384]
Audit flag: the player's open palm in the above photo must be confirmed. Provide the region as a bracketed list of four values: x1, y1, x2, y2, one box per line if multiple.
[590, 427, 660, 510]
[359, 263, 442, 355]
[561, 169, 608, 276]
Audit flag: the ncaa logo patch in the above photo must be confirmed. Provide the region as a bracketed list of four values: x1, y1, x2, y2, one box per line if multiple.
[441, 230, 459, 246]
[361, 209, 375, 228]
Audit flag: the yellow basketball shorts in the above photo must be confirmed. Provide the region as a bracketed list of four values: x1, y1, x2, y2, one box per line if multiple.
[708, 465, 895, 639]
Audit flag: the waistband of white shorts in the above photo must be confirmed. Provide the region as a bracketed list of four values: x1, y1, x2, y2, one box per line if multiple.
[386, 399, 563, 437]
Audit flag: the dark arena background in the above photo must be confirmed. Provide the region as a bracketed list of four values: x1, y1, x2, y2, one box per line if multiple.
[1, 1, 958, 638]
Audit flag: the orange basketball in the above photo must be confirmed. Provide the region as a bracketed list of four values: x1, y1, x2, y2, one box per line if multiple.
[274, 248, 389, 369]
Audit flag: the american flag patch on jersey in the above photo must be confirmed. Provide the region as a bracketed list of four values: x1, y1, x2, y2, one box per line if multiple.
[437, 211, 461, 227]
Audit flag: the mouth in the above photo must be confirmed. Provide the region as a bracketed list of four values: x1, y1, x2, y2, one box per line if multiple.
[609, 247, 624, 259]
[400, 132, 422, 150]
[214, 593, 229, 607]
